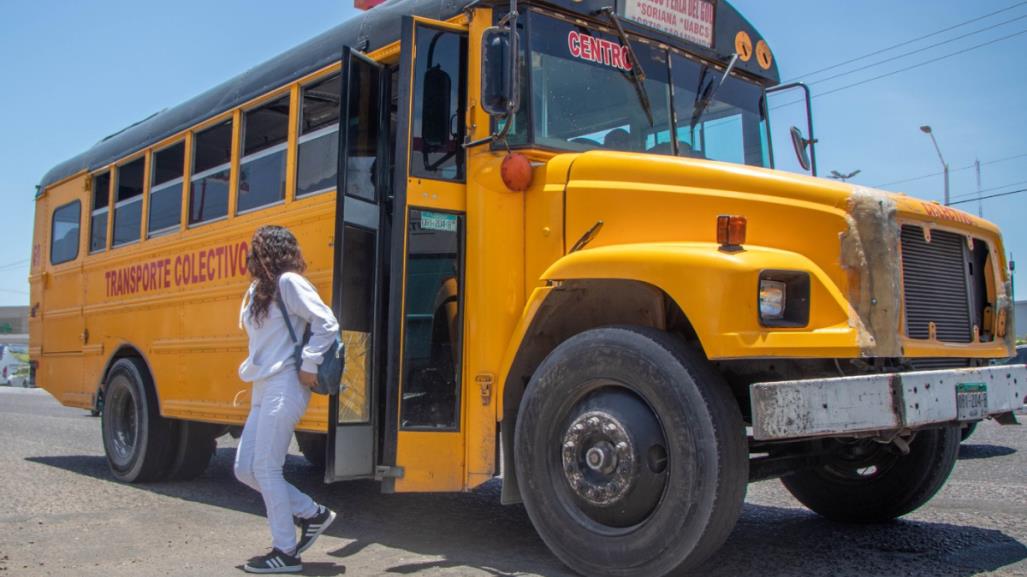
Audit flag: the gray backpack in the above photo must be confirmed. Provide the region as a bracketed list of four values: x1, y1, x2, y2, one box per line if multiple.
[275, 292, 345, 395]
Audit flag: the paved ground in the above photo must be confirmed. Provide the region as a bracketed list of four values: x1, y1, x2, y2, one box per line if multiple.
[0, 386, 1025, 577]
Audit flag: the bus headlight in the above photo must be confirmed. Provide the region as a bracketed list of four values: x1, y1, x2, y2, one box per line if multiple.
[758, 271, 810, 327]
[759, 280, 786, 320]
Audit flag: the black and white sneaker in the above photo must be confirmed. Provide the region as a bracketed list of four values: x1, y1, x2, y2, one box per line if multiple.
[295, 505, 338, 555]
[243, 548, 302, 574]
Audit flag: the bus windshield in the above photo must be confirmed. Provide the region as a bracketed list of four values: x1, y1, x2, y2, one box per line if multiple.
[508, 11, 770, 167]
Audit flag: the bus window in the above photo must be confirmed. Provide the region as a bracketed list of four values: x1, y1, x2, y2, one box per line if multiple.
[671, 53, 768, 167]
[190, 120, 232, 225]
[341, 56, 380, 202]
[297, 74, 341, 197]
[525, 13, 672, 154]
[411, 30, 467, 182]
[238, 96, 289, 213]
[50, 201, 81, 265]
[148, 142, 184, 237]
[400, 209, 462, 430]
[113, 157, 144, 246]
[89, 171, 110, 253]
[337, 224, 375, 423]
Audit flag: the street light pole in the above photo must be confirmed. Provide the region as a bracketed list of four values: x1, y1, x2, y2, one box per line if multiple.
[920, 125, 950, 206]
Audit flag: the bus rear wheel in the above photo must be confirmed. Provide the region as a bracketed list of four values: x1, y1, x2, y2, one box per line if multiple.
[101, 358, 173, 483]
[296, 432, 327, 470]
[780, 426, 960, 522]
[165, 420, 222, 480]
[514, 327, 747, 577]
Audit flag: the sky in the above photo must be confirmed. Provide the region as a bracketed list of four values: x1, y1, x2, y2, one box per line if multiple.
[0, 0, 1025, 308]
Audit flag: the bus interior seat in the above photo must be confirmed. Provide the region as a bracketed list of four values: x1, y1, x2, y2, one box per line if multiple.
[603, 128, 632, 151]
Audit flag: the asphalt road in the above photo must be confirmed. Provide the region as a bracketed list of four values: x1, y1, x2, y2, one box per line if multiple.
[1, 386, 1025, 577]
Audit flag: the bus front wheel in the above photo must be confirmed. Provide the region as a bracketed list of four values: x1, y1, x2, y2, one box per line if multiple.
[514, 327, 748, 577]
[101, 358, 173, 483]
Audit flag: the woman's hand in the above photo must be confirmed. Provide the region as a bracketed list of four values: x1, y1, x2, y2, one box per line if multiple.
[299, 370, 318, 390]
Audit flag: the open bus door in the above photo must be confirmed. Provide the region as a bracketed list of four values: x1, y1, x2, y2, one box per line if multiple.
[327, 16, 470, 491]
[326, 47, 390, 482]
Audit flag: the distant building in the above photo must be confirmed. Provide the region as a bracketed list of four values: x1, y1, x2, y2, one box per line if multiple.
[0, 306, 29, 346]
[1017, 300, 1027, 341]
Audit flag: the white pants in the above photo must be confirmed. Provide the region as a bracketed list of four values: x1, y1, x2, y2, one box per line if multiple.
[234, 370, 319, 553]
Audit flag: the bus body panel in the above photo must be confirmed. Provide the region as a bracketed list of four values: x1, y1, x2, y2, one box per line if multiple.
[33, 175, 88, 408]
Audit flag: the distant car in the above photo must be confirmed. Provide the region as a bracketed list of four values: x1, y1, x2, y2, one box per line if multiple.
[1005, 344, 1027, 366]
[0, 345, 31, 387]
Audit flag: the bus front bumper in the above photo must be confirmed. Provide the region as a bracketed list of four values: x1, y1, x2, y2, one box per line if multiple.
[750, 365, 1027, 441]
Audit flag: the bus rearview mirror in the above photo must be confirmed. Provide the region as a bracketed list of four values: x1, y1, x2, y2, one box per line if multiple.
[422, 64, 452, 149]
[481, 27, 519, 117]
[790, 126, 812, 173]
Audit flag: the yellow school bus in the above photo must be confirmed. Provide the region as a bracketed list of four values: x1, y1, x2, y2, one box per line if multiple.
[29, 0, 1026, 574]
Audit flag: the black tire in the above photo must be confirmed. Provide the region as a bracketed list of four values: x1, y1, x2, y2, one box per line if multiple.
[514, 327, 748, 577]
[296, 432, 327, 470]
[101, 358, 174, 483]
[781, 426, 960, 523]
[165, 420, 221, 480]
[960, 422, 977, 442]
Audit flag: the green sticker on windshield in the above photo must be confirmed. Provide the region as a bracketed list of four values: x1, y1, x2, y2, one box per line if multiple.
[420, 211, 457, 232]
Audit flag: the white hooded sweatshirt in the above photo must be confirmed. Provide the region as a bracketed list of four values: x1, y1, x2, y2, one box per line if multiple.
[238, 272, 340, 384]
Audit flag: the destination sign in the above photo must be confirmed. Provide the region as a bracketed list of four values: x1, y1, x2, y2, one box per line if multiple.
[623, 0, 715, 49]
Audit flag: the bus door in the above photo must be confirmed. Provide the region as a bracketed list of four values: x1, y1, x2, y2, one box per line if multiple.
[326, 47, 391, 482]
[382, 17, 470, 492]
[35, 175, 88, 406]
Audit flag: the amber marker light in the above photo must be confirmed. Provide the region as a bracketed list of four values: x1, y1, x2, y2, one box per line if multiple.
[501, 152, 533, 192]
[717, 215, 747, 250]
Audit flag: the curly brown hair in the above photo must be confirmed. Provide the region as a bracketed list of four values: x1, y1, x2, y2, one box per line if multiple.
[247, 225, 307, 327]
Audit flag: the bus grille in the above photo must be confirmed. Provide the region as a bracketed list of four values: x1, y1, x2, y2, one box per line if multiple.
[900, 225, 972, 343]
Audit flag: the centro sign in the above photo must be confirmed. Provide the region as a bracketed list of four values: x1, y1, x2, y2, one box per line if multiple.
[624, 0, 715, 48]
[567, 30, 633, 72]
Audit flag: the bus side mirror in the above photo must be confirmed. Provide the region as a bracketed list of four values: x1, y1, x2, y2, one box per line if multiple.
[422, 64, 452, 149]
[481, 27, 520, 116]
[790, 126, 812, 172]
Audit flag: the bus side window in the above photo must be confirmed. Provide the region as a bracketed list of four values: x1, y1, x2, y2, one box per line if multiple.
[297, 74, 342, 198]
[89, 171, 110, 253]
[190, 120, 232, 225]
[113, 157, 144, 246]
[411, 30, 467, 182]
[148, 142, 185, 237]
[50, 201, 81, 265]
[238, 96, 290, 213]
[400, 209, 463, 429]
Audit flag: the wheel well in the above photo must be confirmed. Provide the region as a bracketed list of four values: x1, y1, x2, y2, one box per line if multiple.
[96, 345, 157, 413]
[499, 279, 700, 504]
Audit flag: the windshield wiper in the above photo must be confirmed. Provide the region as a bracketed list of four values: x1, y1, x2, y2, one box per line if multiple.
[600, 7, 654, 127]
[689, 53, 740, 130]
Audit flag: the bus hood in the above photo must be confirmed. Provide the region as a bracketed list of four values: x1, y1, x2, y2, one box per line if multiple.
[550, 150, 1015, 356]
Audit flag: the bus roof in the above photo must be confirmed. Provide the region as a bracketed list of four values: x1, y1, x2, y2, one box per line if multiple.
[38, 0, 776, 192]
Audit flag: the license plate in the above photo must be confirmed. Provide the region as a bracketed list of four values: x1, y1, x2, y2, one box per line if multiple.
[956, 382, 987, 421]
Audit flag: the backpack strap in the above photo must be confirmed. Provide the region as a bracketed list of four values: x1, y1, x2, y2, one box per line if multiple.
[275, 291, 299, 345]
